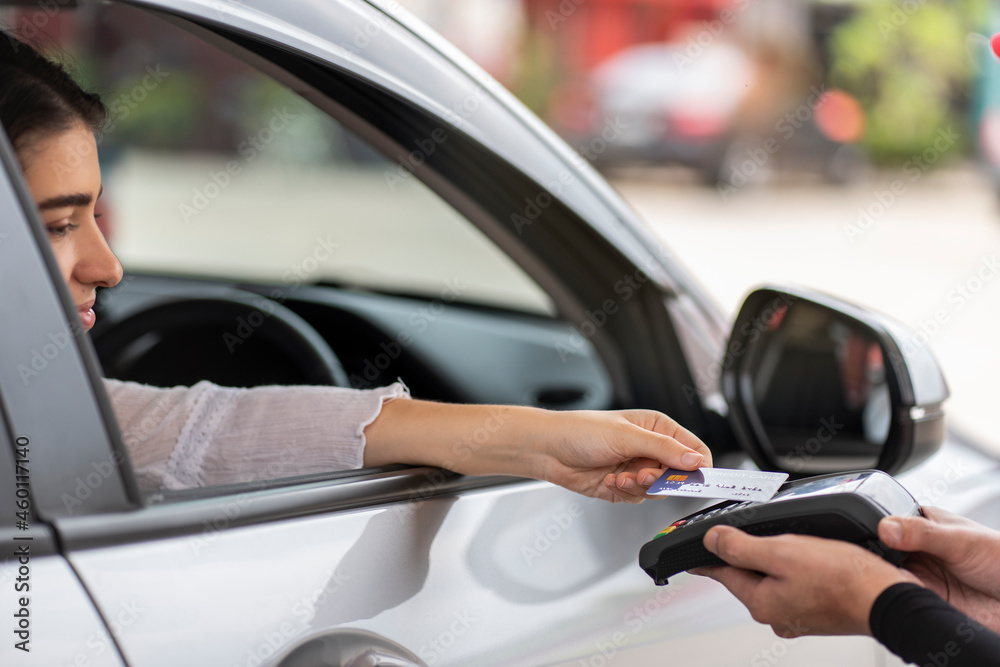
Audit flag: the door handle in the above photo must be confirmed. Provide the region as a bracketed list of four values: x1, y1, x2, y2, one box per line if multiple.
[344, 650, 419, 667]
[277, 629, 426, 667]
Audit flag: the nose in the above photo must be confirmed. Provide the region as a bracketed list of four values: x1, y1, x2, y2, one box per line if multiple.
[73, 219, 123, 289]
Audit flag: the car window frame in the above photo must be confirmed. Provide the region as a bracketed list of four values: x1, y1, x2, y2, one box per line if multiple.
[0, 131, 139, 523]
[0, 376, 61, 558]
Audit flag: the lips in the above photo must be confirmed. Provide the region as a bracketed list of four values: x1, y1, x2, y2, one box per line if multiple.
[77, 298, 96, 330]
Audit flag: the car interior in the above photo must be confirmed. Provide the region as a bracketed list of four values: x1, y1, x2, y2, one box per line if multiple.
[71, 5, 617, 410]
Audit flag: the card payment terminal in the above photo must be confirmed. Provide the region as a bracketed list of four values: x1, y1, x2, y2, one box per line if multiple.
[639, 470, 922, 585]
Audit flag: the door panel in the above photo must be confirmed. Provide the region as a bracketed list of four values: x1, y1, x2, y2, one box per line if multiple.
[1, 557, 127, 667]
[68, 480, 891, 666]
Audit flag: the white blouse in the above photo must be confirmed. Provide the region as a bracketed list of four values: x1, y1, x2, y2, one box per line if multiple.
[102, 378, 410, 491]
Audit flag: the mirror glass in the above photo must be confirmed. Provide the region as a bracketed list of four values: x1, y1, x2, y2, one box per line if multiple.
[741, 301, 891, 473]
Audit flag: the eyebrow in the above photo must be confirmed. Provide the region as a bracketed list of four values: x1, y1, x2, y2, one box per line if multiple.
[37, 186, 103, 212]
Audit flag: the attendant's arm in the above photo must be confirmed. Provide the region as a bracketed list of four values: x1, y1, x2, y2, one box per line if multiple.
[695, 516, 1000, 664]
[878, 507, 1000, 634]
[871, 583, 1000, 665]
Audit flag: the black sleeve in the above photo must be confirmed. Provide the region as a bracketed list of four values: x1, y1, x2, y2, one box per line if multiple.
[870, 582, 1000, 665]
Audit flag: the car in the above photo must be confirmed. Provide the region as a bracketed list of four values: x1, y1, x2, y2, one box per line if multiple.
[576, 41, 754, 178]
[0, 1, 991, 666]
[567, 40, 864, 185]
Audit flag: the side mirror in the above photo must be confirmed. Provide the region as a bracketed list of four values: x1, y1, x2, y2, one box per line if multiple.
[722, 287, 949, 476]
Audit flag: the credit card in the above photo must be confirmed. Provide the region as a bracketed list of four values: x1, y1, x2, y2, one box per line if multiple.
[647, 468, 788, 502]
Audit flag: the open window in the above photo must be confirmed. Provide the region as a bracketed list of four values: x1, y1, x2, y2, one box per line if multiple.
[1, 1, 624, 503]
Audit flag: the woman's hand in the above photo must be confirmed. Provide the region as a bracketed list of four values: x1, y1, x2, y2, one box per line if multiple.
[540, 409, 713, 503]
[880, 507, 1000, 634]
[692, 526, 917, 637]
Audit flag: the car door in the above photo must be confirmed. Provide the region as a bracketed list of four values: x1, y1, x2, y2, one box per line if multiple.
[0, 0, 938, 665]
[0, 131, 130, 666]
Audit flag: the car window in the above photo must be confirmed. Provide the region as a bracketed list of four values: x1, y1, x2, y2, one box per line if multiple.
[45, 4, 555, 316]
[0, 3, 629, 505]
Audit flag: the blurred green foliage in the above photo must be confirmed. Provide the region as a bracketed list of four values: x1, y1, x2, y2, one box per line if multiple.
[829, 0, 989, 163]
[103, 73, 202, 149]
[70, 54, 202, 151]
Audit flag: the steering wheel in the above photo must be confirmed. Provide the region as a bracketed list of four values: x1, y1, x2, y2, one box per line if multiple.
[91, 291, 349, 388]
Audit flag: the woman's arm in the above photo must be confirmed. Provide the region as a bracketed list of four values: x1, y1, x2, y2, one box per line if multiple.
[363, 398, 712, 503]
[107, 377, 712, 501]
[106, 377, 409, 489]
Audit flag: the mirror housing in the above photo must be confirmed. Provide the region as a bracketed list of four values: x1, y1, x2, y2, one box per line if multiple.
[722, 287, 948, 476]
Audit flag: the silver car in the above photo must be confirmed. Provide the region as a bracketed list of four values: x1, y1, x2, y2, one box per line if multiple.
[0, 1, 990, 665]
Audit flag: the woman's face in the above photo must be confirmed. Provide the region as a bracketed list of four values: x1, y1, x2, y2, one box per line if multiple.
[19, 123, 122, 330]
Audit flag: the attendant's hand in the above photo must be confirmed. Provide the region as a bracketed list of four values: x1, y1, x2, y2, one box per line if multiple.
[880, 507, 1000, 634]
[693, 527, 917, 637]
[541, 409, 712, 504]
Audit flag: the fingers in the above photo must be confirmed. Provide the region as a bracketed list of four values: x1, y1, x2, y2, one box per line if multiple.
[704, 525, 783, 575]
[637, 466, 666, 488]
[690, 443, 714, 468]
[773, 623, 808, 639]
[605, 464, 705, 502]
[693, 564, 765, 604]
[652, 411, 713, 464]
[667, 425, 714, 467]
[607, 466, 668, 489]
[630, 427, 709, 471]
[644, 433, 706, 470]
[670, 427, 713, 468]
[603, 457, 672, 500]
[879, 512, 997, 563]
[619, 410, 714, 469]
[602, 472, 650, 504]
[879, 514, 955, 554]
[920, 505, 980, 528]
[700, 530, 906, 636]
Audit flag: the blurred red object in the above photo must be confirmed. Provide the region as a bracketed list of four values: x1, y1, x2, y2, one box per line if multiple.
[547, 80, 598, 134]
[522, 0, 734, 72]
[991, 33, 1000, 59]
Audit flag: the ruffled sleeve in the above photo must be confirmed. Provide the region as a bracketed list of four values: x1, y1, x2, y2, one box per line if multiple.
[102, 378, 410, 491]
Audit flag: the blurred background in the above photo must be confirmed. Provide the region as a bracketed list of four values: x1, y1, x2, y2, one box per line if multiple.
[399, 0, 1000, 455]
[4, 0, 999, 455]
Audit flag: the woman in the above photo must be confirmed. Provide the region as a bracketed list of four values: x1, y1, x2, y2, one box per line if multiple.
[0, 29, 711, 498]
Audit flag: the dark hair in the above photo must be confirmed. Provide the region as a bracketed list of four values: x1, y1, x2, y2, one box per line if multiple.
[0, 28, 106, 157]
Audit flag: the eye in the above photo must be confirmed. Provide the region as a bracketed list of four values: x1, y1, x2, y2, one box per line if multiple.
[47, 222, 79, 238]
